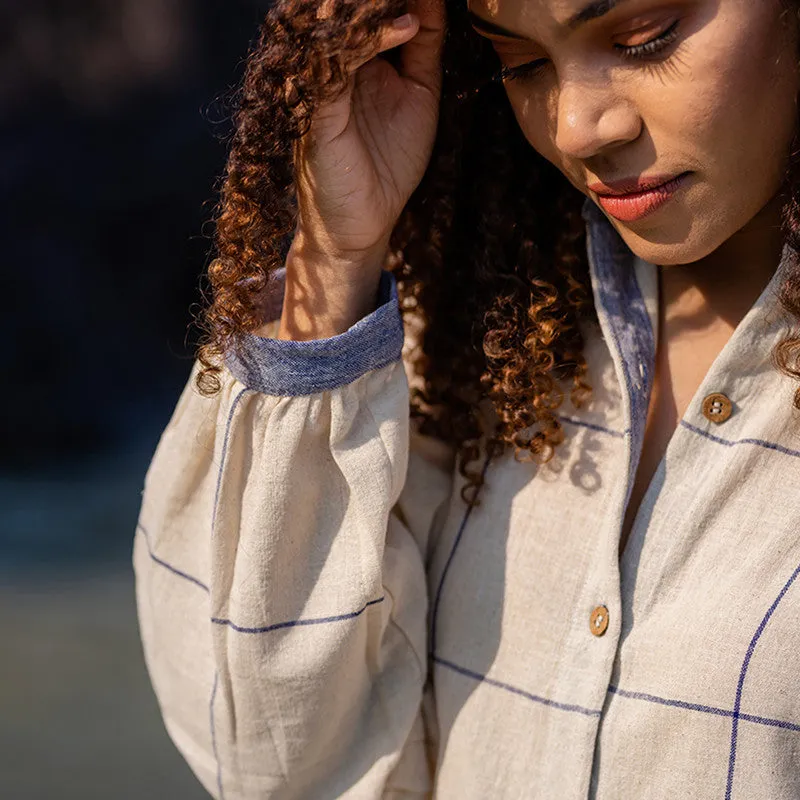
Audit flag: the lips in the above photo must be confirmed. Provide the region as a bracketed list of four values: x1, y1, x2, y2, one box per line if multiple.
[587, 172, 691, 223]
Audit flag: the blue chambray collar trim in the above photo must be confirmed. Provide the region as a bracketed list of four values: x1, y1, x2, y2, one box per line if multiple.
[226, 269, 405, 397]
[582, 199, 658, 394]
[583, 198, 657, 510]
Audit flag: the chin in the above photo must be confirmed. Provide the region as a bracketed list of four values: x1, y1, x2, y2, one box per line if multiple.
[617, 234, 709, 267]
[611, 212, 739, 268]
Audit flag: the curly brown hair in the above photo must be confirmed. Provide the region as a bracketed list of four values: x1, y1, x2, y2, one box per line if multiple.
[198, 0, 800, 502]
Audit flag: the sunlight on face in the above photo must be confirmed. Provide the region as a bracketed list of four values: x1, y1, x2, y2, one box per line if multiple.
[468, 0, 800, 266]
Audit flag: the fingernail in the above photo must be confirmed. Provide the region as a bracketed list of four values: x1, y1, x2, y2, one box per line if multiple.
[392, 13, 414, 30]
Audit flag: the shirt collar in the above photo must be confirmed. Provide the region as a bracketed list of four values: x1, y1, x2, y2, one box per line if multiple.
[581, 198, 789, 507]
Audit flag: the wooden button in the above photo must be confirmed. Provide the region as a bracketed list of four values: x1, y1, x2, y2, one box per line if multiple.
[702, 393, 733, 424]
[590, 606, 609, 637]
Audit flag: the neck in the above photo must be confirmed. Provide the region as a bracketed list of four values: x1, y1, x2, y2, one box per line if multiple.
[659, 196, 785, 330]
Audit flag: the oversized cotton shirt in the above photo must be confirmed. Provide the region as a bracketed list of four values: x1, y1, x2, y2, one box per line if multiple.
[134, 203, 800, 799]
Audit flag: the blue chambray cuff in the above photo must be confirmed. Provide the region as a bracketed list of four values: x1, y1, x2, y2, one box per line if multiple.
[226, 270, 404, 397]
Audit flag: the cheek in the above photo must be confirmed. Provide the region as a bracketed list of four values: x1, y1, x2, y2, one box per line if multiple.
[651, 12, 798, 186]
[505, 83, 568, 171]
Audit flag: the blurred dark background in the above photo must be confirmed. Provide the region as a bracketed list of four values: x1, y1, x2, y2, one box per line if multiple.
[1, 2, 265, 796]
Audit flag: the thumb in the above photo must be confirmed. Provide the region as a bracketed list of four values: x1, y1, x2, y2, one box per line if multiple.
[400, 0, 446, 95]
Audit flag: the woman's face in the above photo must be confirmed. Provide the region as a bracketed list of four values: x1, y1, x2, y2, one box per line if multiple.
[468, 0, 800, 265]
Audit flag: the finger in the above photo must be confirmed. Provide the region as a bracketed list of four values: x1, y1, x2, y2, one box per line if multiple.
[311, 13, 419, 140]
[400, 0, 446, 93]
[347, 14, 422, 74]
[381, 14, 422, 53]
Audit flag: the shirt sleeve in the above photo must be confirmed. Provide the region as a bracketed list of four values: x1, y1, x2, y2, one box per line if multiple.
[133, 271, 454, 799]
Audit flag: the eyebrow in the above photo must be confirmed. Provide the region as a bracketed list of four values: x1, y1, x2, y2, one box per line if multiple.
[468, 10, 527, 39]
[569, 0, 628, 28]
[468, 0, 630, 39]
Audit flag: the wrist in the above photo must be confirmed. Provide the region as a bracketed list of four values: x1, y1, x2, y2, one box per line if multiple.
[276, 233, 388, 341]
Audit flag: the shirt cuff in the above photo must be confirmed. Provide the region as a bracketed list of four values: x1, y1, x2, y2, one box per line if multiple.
[226, 270, 405, 396]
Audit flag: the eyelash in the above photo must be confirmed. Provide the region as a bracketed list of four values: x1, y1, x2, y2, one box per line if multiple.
[498, 20, 682, 83]
[618, 19, 681, 59]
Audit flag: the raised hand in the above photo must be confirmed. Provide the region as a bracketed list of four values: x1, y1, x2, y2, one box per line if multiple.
[278, 0, 446, 340]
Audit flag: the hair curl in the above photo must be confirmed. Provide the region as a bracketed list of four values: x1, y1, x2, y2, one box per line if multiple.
[198, 0, 800, 503]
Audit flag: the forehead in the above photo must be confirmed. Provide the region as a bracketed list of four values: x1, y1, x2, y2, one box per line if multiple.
[468, 0, 631, 30]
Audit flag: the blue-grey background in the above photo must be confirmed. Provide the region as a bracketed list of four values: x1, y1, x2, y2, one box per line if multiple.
[1, 2, 265, 796]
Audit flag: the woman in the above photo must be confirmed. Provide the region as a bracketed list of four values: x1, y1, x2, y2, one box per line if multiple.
[134, 0, 800, 796]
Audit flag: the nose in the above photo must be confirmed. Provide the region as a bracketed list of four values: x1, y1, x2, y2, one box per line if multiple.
[555, 78, 642, 160]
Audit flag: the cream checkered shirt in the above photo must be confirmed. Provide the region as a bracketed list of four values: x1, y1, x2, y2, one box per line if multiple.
[134, 204, 800, 798]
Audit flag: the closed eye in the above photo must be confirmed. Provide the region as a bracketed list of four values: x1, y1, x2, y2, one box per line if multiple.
[496, 20, 682, 85]
[498, 59, 549, 83]
[616, 19, 680, 60]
